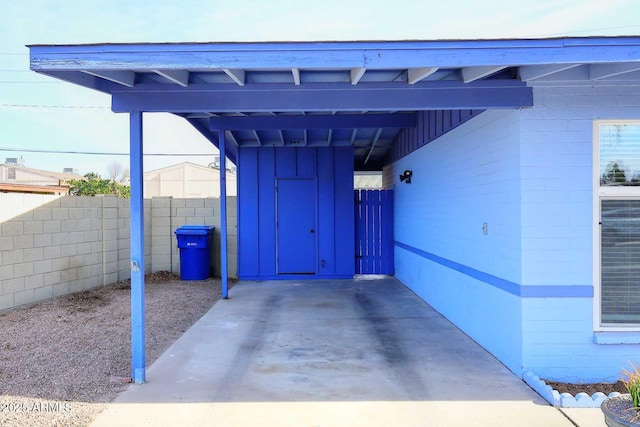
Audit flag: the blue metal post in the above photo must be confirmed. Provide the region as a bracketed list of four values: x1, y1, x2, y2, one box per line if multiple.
[129, 111, 146, 383]
[219, 130, 229, 299]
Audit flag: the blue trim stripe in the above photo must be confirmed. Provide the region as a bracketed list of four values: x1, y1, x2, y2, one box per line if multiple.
[395, 241, 593, 298]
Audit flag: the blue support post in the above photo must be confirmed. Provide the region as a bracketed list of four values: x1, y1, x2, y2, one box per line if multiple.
[129, 111, 146, 383]
[219, 130, 229, 299]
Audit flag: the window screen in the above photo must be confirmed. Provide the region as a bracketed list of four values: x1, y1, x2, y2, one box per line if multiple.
[601, 200, 640, 324]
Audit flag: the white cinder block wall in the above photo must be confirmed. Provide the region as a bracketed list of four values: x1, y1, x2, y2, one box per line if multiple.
[0, 195, 237, 311]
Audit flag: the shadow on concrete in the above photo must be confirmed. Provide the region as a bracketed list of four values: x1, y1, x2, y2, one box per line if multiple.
[114, 278, 546, 404]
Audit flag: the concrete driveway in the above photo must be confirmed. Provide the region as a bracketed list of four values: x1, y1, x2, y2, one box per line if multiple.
[91, 277, 592, 426]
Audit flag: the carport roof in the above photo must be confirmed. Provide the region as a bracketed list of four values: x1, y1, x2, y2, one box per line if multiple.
[29, 37, 640, 170]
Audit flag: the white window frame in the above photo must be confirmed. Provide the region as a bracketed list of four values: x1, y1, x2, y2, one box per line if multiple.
[593, 119, 640, 331]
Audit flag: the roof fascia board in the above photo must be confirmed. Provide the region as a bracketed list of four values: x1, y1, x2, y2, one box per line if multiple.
[29, 37, 640, 72]
[209, 113, 416, 131]
[112, 81, 533, 113]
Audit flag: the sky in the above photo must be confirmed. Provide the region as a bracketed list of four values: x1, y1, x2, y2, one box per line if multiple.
[1, 0, 640, 177]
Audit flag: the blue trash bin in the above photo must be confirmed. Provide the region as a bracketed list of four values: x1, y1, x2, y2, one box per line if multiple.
[174, 225, 215, 280]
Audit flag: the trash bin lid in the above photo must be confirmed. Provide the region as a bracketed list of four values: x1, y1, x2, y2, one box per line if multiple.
[174, 225, 215, 235]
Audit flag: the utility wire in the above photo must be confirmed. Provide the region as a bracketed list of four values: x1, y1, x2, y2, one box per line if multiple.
[0, 103, 109, 109]
[0, 147, 216, 156]
[0, 81, 64, 84]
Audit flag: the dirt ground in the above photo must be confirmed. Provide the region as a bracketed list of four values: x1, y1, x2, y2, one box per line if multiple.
[0, 272, 228, 427]
[545, 380, 627, 396]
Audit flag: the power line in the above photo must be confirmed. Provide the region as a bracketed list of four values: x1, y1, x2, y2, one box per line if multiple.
[0, 81, 64, 84]
[0, 147, 216, 156]
[0, 103, 109, 109]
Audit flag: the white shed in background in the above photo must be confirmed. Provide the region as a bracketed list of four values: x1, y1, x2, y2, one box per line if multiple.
[144, 162, 237, 198]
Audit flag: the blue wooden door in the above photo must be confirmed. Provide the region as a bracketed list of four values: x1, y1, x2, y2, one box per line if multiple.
[277, 178, 317, 274]
[355, 189, 394, 275]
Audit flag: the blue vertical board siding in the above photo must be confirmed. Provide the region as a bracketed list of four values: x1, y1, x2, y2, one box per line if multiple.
[237, 146, 354, 279]
[237, 148, 259, 277]
[389, 109, 483, 164]
[297, 148, 316, 176]
[334, 147, 355, 277]
[354, 189, 394, 275]
[258, 148, 276, 275]
[318, 148, 336, 275]
[276, 147, 296, 177]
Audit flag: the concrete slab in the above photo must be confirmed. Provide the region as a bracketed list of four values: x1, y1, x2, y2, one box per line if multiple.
[561, 408, 608, 427]
[91, 278, 576, 426]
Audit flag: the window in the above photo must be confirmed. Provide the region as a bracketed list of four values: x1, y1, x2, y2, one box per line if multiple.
[7, 167, 16, 180]
[595, 121, 640, 328]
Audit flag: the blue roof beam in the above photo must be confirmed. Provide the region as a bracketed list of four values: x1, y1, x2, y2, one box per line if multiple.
[350, 128, 358, 144]
[518, 64, 581, 81]
[114, 81, 533, 113]
[351, 68, 366, 85]
[364, 128, 384, 164]
[223, 69, 245, 86]
[590, 63, 640, 80]
[81, 70, 135, 87]
[185, 117, 237, 164]
[252, 130, 262, 146]
[209, 113, 416, 131]
[408, 67, 439, 84]
[461, 66, 508, 83]
[153, 69, 189, 87]
[292, 68, 301, 85]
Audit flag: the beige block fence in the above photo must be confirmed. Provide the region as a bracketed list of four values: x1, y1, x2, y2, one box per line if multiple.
[0, 194, 237, 311]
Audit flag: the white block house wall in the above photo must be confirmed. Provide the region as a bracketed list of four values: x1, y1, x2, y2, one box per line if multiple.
[388, 83, 640, 382]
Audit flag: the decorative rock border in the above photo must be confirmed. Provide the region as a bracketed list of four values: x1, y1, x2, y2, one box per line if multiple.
[523, 370, 622, 408]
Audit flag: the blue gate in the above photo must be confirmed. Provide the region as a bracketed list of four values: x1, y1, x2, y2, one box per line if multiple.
[354, 189, 394, 275]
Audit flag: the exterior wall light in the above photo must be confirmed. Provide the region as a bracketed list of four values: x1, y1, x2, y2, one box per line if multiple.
[399, 169, 412, 184]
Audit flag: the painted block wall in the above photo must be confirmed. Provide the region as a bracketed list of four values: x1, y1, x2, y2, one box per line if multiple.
[237, 146, 354, 280]
[1, 194, 237, 312]
[391, 108, 525, 374]
[392, 83, 640, 382]
[519, 84, 640, 382]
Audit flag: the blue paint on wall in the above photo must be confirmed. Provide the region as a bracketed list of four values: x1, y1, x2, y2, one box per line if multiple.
[392, 108, 525, 375]
[395, 241, 593, 298]
[393, 85, 640, 382]
[237, 146, 354, 279]
[518, 84, 640, 382]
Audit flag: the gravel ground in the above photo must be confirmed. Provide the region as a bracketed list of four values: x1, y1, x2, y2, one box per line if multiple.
[0, 272, 228, 427]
